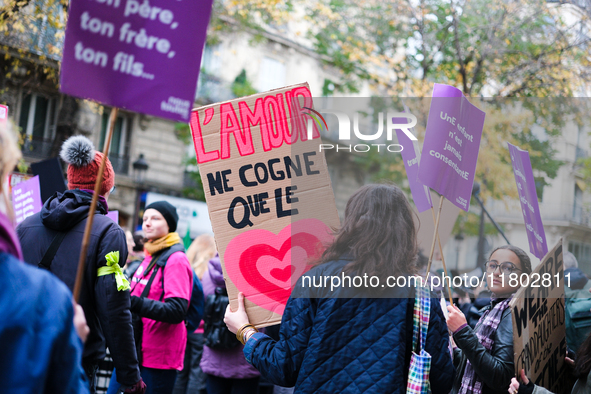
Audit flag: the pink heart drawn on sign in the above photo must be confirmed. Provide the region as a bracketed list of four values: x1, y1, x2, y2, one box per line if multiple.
[270, 265, 294, 282]
[224, 218, 334, 315]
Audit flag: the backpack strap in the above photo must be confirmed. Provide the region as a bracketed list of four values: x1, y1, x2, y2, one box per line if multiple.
[38, 231, 67, 270]
[155, 243, 186, 302]
[141, 263, 161, 298]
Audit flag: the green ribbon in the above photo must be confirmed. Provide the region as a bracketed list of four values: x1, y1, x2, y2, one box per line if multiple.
[97, 251, 130, 291]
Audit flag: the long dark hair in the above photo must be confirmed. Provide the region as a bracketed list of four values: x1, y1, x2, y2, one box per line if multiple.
[488, 245, 533, 275]
[313, 183, 418, 278]
[575, 331, 591, 378]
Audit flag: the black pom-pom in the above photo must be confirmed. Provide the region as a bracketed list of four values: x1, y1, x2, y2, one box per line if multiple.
[60, 135, 95, 167]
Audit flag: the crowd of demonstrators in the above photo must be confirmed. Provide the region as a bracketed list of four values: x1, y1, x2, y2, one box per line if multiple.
[110, 201, 194, 394]
[16, 135, 145, 394]
[173, 234, 216, 394]
[0, 122, 89, 393]
[6, 126, 590, 394]
[225, 184, 455, 394]
[201, 254, 262, 394]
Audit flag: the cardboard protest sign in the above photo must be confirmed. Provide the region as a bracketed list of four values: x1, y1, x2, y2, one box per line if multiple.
[12, 176, 42, 225]
[418, 84, 486, 211]
[190, 83, 340, 327]
[0, 104, 8, 123]
[508, 143, 548, 259]
[395, 110, 432, 213]
[510, 239, 566, 393]
[60, 0, 213, 122]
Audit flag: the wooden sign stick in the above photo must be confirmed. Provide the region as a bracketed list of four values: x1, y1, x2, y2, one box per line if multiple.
[425, 195, 453, 305]
[73, 108, 118, 302]
[431, 206, 454, 305]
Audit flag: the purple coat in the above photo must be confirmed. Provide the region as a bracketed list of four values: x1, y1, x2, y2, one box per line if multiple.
[199, 256, 260, 379]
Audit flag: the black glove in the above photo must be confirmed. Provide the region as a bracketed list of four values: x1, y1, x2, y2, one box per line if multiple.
[518, 380, 534, 394]
[123, 378, 147, 394]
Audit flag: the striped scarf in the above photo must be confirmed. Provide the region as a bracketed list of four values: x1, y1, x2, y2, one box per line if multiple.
[459, 295, 513, 394]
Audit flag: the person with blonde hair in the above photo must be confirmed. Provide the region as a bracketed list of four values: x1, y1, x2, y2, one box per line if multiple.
[186, 234, 216, 280]
[0, 121, 89, 393]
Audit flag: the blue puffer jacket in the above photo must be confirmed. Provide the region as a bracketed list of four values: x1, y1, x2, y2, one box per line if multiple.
[243, 258, 455, 393]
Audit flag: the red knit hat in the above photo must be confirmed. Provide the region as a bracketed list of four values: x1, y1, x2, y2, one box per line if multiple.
[60, 136, 115, 196]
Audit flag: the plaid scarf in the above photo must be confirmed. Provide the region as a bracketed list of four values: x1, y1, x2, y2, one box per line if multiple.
[458, 295, 513, 394]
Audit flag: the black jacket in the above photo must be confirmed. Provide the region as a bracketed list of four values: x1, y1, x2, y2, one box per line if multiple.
[17, 190, 141, 386]
[451, 299, 514, 394]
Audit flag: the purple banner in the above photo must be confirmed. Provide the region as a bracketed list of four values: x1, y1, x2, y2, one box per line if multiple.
[60, 0, 214, 122]
[508, 143, 548, 259]
[395, 109, 433, 213]
[106, 210, 119, 224]
[12, 176, 42, 225]
[417, 84, 486, 211]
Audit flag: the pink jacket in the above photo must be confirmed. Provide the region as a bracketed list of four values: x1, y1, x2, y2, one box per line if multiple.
[130, 251, 193, 370]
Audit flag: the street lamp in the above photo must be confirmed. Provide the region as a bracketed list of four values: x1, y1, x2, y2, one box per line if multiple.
[472, 182, 511, 268]
[132, 153, 149, 183]
[132, 154, 149, 231]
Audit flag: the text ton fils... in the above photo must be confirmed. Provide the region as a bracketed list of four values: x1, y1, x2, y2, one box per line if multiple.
[75, 0, 178, 80]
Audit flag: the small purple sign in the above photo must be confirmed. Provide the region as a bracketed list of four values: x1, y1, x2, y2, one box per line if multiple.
[508, 143, 548, 259]
[60, 0, 214, 122]
[12, 176, 42, 225]
[417, 84, 486, 211]
[395, 109, 433, 213]
[106, 210, 119, 224]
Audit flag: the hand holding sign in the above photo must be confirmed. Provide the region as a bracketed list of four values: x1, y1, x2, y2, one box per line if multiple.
[224, 292, 250, 334]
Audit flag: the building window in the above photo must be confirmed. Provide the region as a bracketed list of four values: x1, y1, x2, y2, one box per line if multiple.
[18, 93, 58, 158]
[569, 240, 591, 277]
[257, 57, 286, 92]
[574, 183, 583, 220]
[100, 109, 133, 175]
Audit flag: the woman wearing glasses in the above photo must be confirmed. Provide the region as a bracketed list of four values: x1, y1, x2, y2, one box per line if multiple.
[446, 245, 533, 394]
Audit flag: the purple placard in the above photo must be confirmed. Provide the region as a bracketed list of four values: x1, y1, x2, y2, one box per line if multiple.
[395, 109, 433, 213]
[12, 175, 42, 225]
[60, 0, 214, 122]
[417, 84, 486, 211]
[106, 210, 119, 224]
[508, 143, 548, 259]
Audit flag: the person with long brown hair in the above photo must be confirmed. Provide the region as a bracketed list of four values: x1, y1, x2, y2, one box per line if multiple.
[224, 183, 454, 393]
